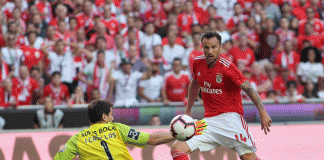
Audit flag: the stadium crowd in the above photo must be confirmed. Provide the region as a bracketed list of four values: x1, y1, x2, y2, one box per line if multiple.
[0, 0, 324, 109]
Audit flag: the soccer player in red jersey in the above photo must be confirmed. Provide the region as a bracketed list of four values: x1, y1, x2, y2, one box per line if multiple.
[170, 32, 272, 160]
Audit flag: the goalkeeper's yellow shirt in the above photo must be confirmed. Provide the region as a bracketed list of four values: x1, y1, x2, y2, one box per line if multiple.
[54, 122, 150, 160]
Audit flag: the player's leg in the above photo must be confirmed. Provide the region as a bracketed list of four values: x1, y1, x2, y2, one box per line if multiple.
[170, 141, 192, 160]
[171, 118, 219, 160]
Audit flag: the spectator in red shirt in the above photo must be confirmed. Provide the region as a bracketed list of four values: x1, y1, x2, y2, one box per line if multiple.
[229, 34, 255, 70]
[177, 1, 200, 36]
[35, 0, 52, 23]
[273, 67, 296, 97]
[48, 4, 68, 29]
[142, 0, 167, 28]
[226, 3, 249, 33]
[88, 22, 115, 50]
[250, 62, 273, 100]
[275, 17, 296, 51]
[292, 0, 310, 20]
[299, 7, 324, 35]
[43, 72, 70, 105]
[231, 21, 258, 50]
[156, 12, 178, 38]
[193, 0, 211, 25]
[162, 58, 190, 104]
[297, 22, 323, 52]
[11, 65, 41, 106]
[76, 1, 97, 30]
[274, 40, 300, 74]
[101, 4, 119, 37]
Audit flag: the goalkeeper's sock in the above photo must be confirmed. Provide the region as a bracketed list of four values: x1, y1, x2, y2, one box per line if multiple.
[171, 151, 189, 160]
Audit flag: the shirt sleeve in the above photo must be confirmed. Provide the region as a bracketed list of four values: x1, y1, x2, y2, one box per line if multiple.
[54, 134, 79, 160]
[114, 123, 150, 148]
[225, 63, 248, 87]
[139, 80, 147, 88]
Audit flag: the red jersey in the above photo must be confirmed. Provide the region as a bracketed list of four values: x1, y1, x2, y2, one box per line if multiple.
[226, 15, 249, 30]
[163, 71, 190, 102]
[101, 18, 119, 36]
[192, 55, 247, 117]
[142, 9, 167, 28]
[297, 34, 323, 52]
[43, 83, 70, 105]
[249, 74, 269, 100]
[177, 12, 200, 33]
[229, 46, 255, 67]
[188, 49, 204, 74]
[162, 37, 185, 47]
[35, 1, 52, 22]
[299, 19, 324, 35]
[11, 77, 39, 106]
[87, 33, 115, 50]
[20, 46, 44, 70]
[273, 75, 295, 96]
[75, 12, 95, 29]
[0, 61, 10, 107]
[274, 51, 300, 73]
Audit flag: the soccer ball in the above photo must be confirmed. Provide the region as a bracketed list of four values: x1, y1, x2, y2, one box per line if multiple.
[170, 115, 196, 141]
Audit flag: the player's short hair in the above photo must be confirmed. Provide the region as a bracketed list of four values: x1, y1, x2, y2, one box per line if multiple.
[88, 100, 113, 123]
[52, 71, 61, 78]
[201, 32, 222, 45]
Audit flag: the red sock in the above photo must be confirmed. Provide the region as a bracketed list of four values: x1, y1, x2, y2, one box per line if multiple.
[171, 151, 189, 160]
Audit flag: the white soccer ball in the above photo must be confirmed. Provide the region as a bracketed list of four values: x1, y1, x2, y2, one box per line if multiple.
[170, 115, 196, 141]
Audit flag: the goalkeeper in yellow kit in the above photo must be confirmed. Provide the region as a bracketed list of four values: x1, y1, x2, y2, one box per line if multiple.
[54, 100, 206, 160]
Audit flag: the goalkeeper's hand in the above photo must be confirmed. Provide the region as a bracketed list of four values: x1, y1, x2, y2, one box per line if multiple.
[194, 119, 207, 135]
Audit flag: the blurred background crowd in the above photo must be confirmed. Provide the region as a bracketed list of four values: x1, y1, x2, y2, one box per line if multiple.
[0, 0, 324, 111]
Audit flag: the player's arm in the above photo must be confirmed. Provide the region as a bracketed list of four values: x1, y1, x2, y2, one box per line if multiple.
[147, 132, 175, 145]
[54, 134, 79, 160]
[185, 79, 200, 116]
[115, 123, 175, 148]
[240, 81, 272, 134]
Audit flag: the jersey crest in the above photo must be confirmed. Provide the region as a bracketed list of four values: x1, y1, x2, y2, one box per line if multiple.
[216, 74, 223, 83]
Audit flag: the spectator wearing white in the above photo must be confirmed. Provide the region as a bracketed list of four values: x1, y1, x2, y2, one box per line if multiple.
[107, 58, 151, 107]
[33, 96, 65, 129]
[163, 32, 185, 64]
[297, 46, 323, 85]
[41, 39, 73, 87]
[91, 36, 119, 69]
[213, 0, 237, 22]
[114, 33, 128, 62]
[141, 22, 162, 60]
[216, 19, 231, 44]
[1, 33, 24, 77]
[81, 50, 111, 101]
[138, 61, 163, 103]
[24, 31, 44, 50]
